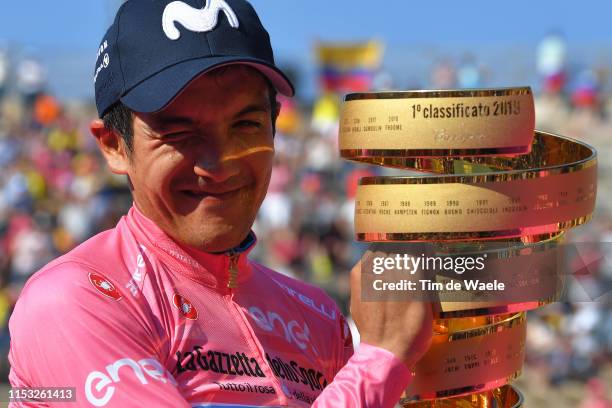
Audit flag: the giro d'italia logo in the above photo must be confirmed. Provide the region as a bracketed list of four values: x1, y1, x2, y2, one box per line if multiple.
[172, 293, 198, 320]
[88, 273, 123, 301]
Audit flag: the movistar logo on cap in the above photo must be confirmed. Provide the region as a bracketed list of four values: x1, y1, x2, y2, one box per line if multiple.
[163, 0, 240, 40]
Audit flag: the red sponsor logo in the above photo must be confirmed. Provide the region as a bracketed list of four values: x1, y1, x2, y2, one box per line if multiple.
[172, 294, 198, 320]
[88, 273, 123, 301]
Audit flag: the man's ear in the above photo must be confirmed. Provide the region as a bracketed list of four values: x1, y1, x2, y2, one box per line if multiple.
[90, 119, 130, 175]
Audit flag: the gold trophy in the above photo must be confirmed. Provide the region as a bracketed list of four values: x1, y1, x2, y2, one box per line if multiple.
[339, 87, 597, 407]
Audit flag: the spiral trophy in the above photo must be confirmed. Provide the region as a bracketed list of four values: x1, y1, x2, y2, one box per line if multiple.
[338, 87, 597, 407]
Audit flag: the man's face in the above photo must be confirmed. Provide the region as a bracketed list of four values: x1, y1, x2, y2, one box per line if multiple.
[126, 66, 276, 252]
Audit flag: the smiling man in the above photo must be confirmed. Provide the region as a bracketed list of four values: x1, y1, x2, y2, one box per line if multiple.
[107, 67, 277, 253]
[8, 1, 432, 407]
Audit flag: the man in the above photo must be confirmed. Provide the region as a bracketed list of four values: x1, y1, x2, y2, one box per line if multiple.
[8, 0, 432, 406]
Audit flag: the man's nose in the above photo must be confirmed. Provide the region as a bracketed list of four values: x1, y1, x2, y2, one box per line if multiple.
[193, 143, 240, 183]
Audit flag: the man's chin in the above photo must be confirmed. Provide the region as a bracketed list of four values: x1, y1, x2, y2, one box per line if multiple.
[179, 228, 250, 254]
[170, 208, 257, 252]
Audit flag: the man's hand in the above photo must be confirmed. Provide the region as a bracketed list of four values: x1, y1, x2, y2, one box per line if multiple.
[350, 245, 434, 368]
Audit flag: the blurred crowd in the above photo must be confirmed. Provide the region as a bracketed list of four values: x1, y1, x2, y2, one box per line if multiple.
[1, 35, 612, 406]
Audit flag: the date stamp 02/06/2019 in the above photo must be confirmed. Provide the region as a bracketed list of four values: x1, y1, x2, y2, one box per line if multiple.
[5, 387, 77, 403]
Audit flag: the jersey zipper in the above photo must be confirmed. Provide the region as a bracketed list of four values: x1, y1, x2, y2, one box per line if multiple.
[224, 252, 290, 406]
[227, 250, 240, 289]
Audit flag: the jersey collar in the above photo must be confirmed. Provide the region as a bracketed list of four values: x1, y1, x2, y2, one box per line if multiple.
[126, 204, 257, 291]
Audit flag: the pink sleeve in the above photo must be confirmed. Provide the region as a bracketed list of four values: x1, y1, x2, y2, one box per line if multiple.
[8, 262, 189, 408]
[312, 343, 412, 408]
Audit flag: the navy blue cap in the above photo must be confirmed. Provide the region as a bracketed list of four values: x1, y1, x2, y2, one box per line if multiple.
[94, 0, 294, 118]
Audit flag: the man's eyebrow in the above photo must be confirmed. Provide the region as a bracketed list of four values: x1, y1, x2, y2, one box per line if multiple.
[233, 103, 270, 117]
[161, 116, 196, 127]
[144, 102, 271, 129]
[147, 115, 196, 131]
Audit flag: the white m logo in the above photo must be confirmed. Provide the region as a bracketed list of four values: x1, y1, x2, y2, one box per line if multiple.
[162, 0, 239, 41]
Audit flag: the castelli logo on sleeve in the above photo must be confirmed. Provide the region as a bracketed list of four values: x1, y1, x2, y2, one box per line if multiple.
[88, 273, 123, 301]
[172, 293, 198, 320]
[162, 0, 240, 41]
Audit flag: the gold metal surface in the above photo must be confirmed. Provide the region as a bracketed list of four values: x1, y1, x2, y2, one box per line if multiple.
[351, 132, 596, 241]
[338, 87, 598, 407]
[360, 234, 565, 317]
[433, 233, 565, 317]
[340, 87, 534, 154]
[347, 131, 595, 175]
[403, 313, 526, 400]
[402, 384, 523, 407]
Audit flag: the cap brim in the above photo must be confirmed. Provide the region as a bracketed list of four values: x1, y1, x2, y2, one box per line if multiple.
[120, 56, 295, 113]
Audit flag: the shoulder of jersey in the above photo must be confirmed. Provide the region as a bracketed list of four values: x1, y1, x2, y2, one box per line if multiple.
[22, 229, 131, 303]
[250, 261, 341, 323]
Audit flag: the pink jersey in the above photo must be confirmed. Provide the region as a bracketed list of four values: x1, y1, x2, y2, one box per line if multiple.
[9, 205, 411, 407]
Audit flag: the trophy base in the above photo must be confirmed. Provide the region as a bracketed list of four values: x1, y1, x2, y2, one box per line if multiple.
[401, 384, 523, 407]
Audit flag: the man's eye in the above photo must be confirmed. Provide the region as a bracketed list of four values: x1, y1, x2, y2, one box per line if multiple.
[161, 132, 190, 141]
[235, 120, 262, 129]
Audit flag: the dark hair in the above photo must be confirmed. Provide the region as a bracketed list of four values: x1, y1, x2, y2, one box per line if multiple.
[102, 82, 279, 155]
[102, 102, 135, 152]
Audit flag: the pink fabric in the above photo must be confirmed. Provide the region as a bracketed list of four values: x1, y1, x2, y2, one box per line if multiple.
[313, 343, 412, 407]
[9, 205, 412, 407]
